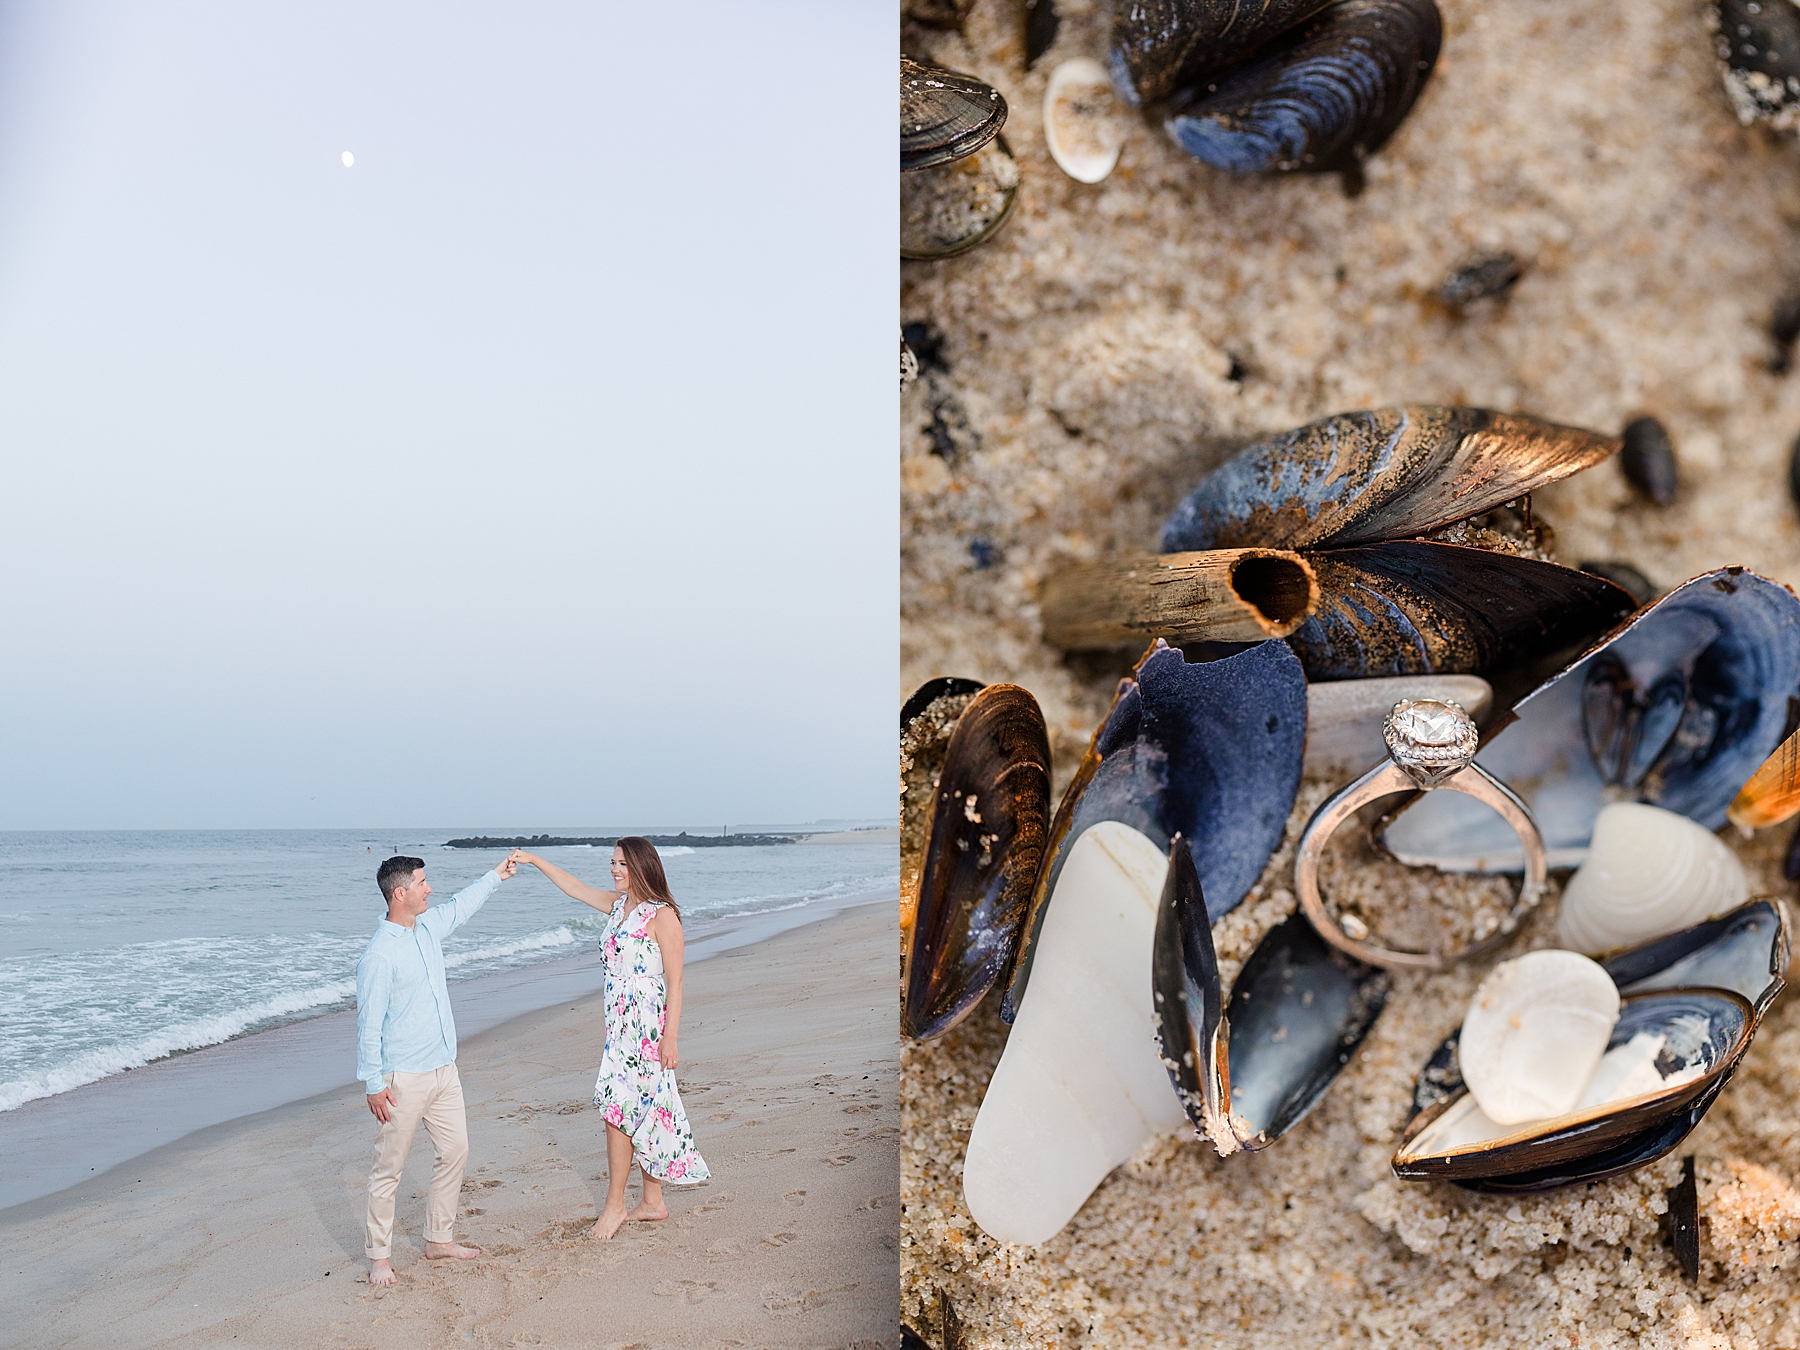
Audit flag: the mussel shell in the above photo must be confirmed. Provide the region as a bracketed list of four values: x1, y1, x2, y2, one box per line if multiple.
[902, 56, 1009, 171]
[1382, 569, 1800, 871]
[1398, 900, 1787, 1191]
[1152, 836, 1226, 1131]
[901, 680, 985, 969]
[1160, 407, 1620, 554]
[1225, 912, 1390, 1148]
[1601, 897, 1790, 1017]
[1448, 1078, 1727, 1196]
[902, 683, 1051, 1040]
[1163, 0, 1442, 175]
[1002, 639, 1306, 1019]
[1155, 844, 1388, 1152]
[1110, 0, 1337, 106]
[1393, 988, 1755, 1182]
[1288, 541, 1637, 683]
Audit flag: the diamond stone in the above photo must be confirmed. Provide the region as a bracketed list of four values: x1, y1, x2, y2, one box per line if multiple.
[1383, 699, 1479, 788]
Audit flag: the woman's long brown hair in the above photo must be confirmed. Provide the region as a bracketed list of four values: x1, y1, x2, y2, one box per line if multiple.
[617, 836, 680, 920]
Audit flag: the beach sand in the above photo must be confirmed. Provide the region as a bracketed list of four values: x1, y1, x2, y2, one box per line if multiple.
[2, 900, 898, 1350]
[901, 0, 1800, 1344]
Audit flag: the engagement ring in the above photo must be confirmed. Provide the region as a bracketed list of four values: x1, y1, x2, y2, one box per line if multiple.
[1294, 699, 1547, 971]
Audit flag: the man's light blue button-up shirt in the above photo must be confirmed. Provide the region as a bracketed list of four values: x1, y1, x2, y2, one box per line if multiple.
[355, 870, 500, 1095]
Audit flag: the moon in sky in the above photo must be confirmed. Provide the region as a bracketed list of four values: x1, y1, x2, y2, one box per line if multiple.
[342, 151, 354, 168]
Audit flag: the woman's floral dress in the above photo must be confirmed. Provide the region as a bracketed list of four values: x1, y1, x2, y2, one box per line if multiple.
[592, 899, 710, 1183]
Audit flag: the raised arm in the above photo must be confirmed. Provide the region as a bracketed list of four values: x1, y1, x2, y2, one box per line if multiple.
[515, 850, 620, 913]
[650, 907, 685, 1070]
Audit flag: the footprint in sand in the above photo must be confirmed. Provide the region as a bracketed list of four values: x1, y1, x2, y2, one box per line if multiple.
[841, 1103, 874, 1114]
[764, 1284, 852, 1315]
[861, 1194, 897, 1211]
[695, 1193, 736, 1213]
[782, 1190, 806, 1207]
[542, 1218, 596, 1242]
[464, 1207, 485, 1216]
[461, 1179, 502, 1193]
[825, 1154, 857, 1167]
[759, 1232, 802, 1249]
[651, 1279, 717, 1304]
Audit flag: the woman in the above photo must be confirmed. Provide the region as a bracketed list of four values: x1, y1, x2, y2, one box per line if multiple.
[512, 837, 710, 1239]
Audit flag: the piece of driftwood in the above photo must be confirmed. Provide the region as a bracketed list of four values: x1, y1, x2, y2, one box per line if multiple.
[1040, 547, 1320, 648]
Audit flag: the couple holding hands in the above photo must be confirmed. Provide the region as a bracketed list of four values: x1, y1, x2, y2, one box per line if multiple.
[354, 838, 709, 1286]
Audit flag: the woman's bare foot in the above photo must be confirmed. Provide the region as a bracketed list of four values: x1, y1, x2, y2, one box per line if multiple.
[589, 1203, 629, 1241]
[625, 1201, 668, 1222]
[368, 1258, 397, 1287]
[423, 1241, 481, 1260]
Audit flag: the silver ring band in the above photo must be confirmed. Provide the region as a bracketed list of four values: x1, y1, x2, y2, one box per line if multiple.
[1294, 701, 1547, 971]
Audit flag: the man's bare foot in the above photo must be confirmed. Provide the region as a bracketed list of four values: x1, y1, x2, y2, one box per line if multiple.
[625, 1201, 668, 1222]
[369, 1258, 397, 1287]
[424, 1241, 481, 1260]
[589, 1203, 628, 1241]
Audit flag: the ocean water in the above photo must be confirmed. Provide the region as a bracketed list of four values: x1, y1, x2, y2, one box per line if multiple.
[0, 829, 897, 1113]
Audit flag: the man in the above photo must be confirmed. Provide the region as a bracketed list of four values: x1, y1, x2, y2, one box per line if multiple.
[356, 851, 519, 1287]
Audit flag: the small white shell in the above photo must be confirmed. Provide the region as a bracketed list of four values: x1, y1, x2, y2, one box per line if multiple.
[1459, 949, 1620, 1124]
[961, 820, 1186, 1245]
[1557, 802, 1749, 954]
[1303, 675, 1492, 779]
[1043, 58, 1126, 184]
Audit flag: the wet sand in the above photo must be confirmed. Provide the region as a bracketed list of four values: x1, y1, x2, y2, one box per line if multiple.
[901, 0, 1800, 1343]
[2, 898, 898, 1350]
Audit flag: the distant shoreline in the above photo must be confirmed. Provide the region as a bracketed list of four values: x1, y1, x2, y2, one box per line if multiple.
[445, 831, 798, 849]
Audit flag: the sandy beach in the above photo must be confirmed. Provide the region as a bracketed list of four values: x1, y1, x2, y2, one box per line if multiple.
[2, 897, 898, 1350]
[901, 0, 1800, 1343]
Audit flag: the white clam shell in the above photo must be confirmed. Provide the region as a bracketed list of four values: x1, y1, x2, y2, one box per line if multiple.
[962, 820, 1186, 1245]
[1557, 801, 1749, 954]
[1043, 58, 1126, 184]
[1303, 675, 1492, 779]
[1459, 949, 1620, 1124]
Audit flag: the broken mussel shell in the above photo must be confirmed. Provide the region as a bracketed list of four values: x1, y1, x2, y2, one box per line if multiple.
[1714, 0, 1800, 131]
[900, 679, 1051, 1040]
[1395, 899, 1787, 1192]
[1156, 407, 1636, 683]
[963, 821, 1192, 1244]
[901, 57, 1018, 260]
[1383, 568, 1800, 871]
[1002, 639, 1307, 1020]
[1729, 720, 1800, 830]
[1164, 0, 1443, 177]
[1154, 840, 1389, 1155]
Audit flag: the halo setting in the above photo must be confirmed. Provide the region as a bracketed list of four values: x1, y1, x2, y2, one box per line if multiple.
[1384, 699, 1479, 789]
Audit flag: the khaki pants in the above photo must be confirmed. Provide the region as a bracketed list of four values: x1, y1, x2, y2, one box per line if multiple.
[365, 1064, 469, 1260]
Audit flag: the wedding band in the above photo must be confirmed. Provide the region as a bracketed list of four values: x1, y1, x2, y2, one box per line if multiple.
[1294, 699, 1547, 972]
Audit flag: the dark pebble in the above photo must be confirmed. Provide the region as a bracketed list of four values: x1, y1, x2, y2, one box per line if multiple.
[1665, 1155, 1699, 1282]
[901, 320, 948, 373]
[1774, 295, 1800, 349]
[1578, 560, 1657, 606]
[968, 537, 1003, 569]
[1025, 0, 1058, 68]
[1620, 416, 1678, 506]
[1440, 253, 1524, 307]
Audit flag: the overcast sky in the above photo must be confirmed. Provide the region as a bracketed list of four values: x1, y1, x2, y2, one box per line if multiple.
[0, 2, 894, 829]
